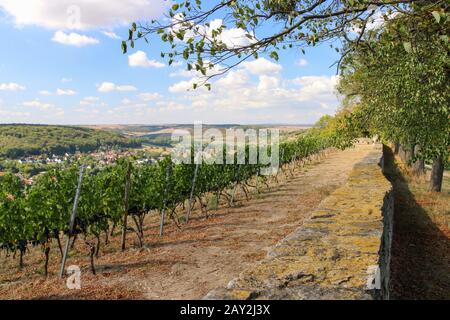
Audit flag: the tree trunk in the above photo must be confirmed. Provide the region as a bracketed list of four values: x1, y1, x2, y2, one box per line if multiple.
[110, 221, 116, 236]
[398, 144, 406, 162]
[19, 249, 24, 269]
[429, 156, 444, 192]
[394, 141, 400, 154]
[241, 184, 250, 201]
[121, 162, 132, 251]
[95, 234, 100, 257]
[89, 245, 96, 275]
[404, 144, 414, 165]
[412, 145, 425, 175]
[398, 144, 413, 164]
[55, 231, 64, 259]
[132, 215, 144, 248]
[44, 246, 50, 277]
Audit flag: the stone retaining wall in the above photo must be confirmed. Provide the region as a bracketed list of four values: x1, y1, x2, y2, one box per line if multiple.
[205, 144, 393, 300]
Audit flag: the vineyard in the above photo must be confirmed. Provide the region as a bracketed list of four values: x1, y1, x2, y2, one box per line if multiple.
[0, 131, 333, 277]
[0, 0, 448, 303]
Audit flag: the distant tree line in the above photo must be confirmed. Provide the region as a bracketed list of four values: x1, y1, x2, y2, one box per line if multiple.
[0, 125, 141, 159]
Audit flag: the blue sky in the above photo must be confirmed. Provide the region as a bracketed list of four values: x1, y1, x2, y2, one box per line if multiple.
[0, 1, 342, 125]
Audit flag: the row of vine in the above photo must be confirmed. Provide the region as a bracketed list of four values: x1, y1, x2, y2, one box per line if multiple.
[0, 132, 333, 276]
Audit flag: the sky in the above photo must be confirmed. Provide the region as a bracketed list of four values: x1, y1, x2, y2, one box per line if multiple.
[0, 0, 343, 125]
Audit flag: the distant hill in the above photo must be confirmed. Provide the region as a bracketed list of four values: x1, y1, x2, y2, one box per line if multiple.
[82, 124, 313, 148]
[84, 124, 313, 136]
[0, 124, 141, 159]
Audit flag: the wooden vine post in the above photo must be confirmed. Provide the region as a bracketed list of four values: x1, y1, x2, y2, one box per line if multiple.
[276, 149, 284, 182]
[59, 165, 85, 278]
[255, 167, 260, 193]
[230, 165, 241, 206]
[121, 161, 132, 251]
[159, 162, 172, 236]
[186, 159, 199, 224]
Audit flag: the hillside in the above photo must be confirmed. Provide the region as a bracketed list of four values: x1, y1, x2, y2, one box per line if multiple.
[0, 124, 141, 159]
[83, 124, 311, 148]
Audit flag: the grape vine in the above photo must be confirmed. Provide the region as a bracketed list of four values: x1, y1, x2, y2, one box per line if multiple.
[0, 132, 334, 276]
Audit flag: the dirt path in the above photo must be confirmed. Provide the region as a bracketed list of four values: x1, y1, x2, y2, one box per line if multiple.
[114, 143, 375, 299]
[0, 144, 375, 300]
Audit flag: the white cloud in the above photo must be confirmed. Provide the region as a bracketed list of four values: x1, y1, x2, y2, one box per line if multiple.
[56, 88, 77, 96]
[365, 11, 400, 31]
[170, 62, 223, 79]
[220, 27, 255, 49]
[102, 31, 120, 39]
[295, 58, 308, 67]
[351, 11, 401, 36]
[291, 76, 339, 101]
[169, 68, 194, 78]
[171, 17, 255, 50]
[0, 0, 169, 30]
[215, 70, 249, 89]
[22, 99, 65, 117]
[165, 57, 339, 121]
[98, 82, 137, 93]
[121, 98, 132, 105]
[171, 61, 183, 67]
[240, 58, 282, 75]
[61, 78, 72, 83]
[39, 88, 77, 96]
[128, 51, 165, 68]
[42, 69, 338, 123]
[52, 31, 99, 46]
[23, 99, 54, 111]
[80, 96, 100, 105]
[139, 92, 163, 101]
[0, 107, 30, 118]
[169, 80, 198, 93]
[257, 75, 280, 91]
[0, 82, 25, 91]
[75, 107, 101, 115]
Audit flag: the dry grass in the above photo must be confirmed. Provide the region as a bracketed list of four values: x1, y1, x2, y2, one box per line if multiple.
[384, 148, 450, 299]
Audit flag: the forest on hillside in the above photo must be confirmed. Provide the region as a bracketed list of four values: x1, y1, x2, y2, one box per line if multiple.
[0, 125, 141, 159]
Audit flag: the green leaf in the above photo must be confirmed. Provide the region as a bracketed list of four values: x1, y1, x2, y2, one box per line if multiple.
[403, 42, 412, 53]
[269, 51, 279, 61]
[432, 11, 441, 24]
